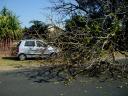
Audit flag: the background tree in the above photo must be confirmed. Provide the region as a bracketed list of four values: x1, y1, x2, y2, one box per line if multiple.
[24, 20, 48, 40]
[65, 15, 87, 32]
[0, 7, 22, 40]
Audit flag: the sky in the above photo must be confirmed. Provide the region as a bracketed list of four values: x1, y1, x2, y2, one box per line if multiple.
[0, 0, 53, 27]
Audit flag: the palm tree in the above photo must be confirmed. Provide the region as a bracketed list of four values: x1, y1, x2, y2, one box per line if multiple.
[0, 7, 22, 40]
[28, 20, 48, 39]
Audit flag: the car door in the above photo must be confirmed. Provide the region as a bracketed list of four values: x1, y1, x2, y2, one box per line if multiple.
[35, 41, 46, 55]
[24, 40, 36, 55]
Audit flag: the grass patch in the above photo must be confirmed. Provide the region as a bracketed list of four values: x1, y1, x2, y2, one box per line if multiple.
[0, 56, 65, 69]
[0, 57, 46, 68]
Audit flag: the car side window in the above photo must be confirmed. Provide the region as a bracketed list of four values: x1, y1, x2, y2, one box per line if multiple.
[25, 41, 35, 47]
[36, 41, 46, 47]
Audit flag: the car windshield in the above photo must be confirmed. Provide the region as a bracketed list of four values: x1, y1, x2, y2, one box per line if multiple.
[36, 41, 47, 47]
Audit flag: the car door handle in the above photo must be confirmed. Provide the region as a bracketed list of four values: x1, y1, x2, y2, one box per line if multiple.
[29, 48, 33, 50]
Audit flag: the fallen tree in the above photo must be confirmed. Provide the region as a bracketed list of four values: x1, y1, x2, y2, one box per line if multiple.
[24, 0, 128, 83]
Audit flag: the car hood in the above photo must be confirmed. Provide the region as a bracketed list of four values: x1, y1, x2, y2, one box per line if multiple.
[43, 45, 60, 54]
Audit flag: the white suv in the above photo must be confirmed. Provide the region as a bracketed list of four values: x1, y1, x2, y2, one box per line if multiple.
[16, 39, 59, 60]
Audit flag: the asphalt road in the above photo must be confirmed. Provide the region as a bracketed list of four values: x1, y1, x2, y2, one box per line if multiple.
[0, 70, 128, 96]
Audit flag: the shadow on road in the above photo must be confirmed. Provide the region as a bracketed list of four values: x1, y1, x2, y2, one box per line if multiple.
[2, 56, 17, 60]
[0, 68, 128, 96]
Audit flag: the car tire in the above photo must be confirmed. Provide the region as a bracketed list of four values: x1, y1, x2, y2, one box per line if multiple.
[18, 54, 26, 61]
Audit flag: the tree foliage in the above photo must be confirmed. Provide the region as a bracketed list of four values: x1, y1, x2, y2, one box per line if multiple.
[65, 15, 87, 32]
[0, 7, 22, 40]
[51, 0, 128, 65]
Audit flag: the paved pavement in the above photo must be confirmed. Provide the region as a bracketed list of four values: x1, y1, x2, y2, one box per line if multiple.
[0, 70, 128, 96]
